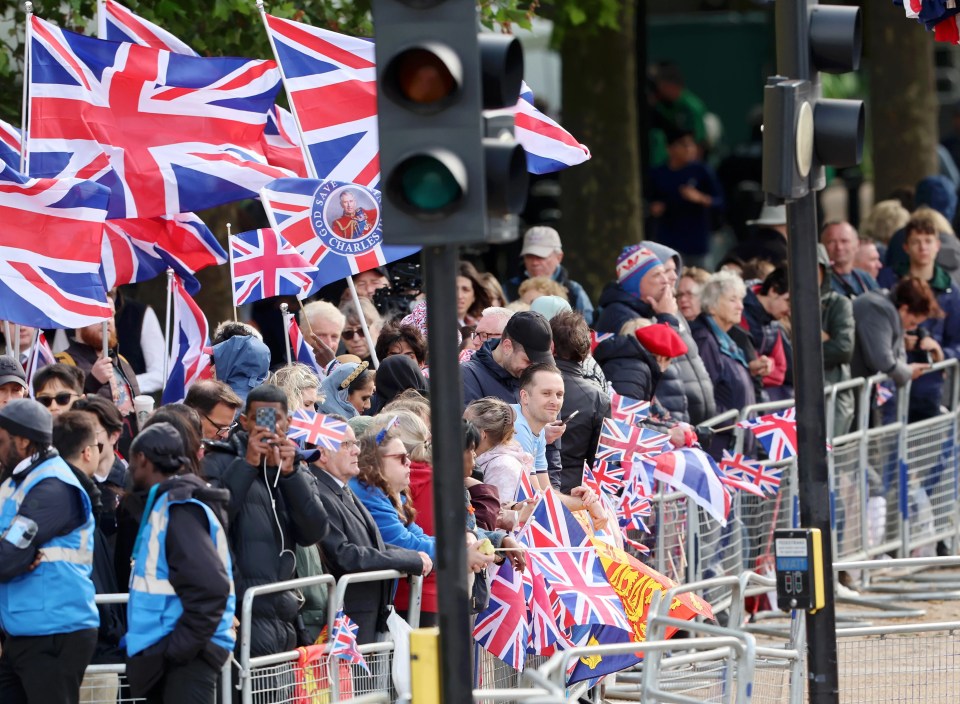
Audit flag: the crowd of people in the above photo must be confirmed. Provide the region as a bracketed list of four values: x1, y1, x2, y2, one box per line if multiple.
[0, 172, 958, 703]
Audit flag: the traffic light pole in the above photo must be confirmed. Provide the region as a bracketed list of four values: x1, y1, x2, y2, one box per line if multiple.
[785, 195, 840, 704]
[423, 243, 472, 704]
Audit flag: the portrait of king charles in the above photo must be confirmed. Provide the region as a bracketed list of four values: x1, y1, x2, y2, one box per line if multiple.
[328, 187, 378, 240]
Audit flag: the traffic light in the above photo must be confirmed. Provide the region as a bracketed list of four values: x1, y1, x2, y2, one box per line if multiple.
[372, 0, 528, 246]
[762, 2, 864, 200]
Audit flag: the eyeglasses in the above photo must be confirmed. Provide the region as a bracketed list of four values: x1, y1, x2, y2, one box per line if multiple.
[381, 451, 410, 465]
[203, 414, 236, 438]
[36, 392, 78, 408]
[471, 331, 500, 342]
[87, 442, 105, 454]
[341, 328, 363, 341]
[340, 439, 360, 449]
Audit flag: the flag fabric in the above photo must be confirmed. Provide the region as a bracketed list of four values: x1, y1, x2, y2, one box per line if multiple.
[260, 178, 418, 294]
[329, 610, 369, 673]
[595, 418, 671, 463]
[287, 410, 348, 452]
[609, 392, 651, 424]
[616, 485, 652, 533]
[654, 448, 731, 526]
[589, 330, 614, 353]
[28, 16, 291, 219]
[230, 228, 317, 305]
[514, 464, 537, 504]
[515, 81, 591, 174]
[473, 560, 529, 671]
[288, 314, 323, 375]
[24, 331, 56, 397]
[876, 383, 895, 407]
[737, 408, 798, 461]
[520, 490, 630, 631]
[526, 558, 579, 656]
[262, 13, 379, 186]
[0, 118, 21, 170]
[161, 274, 211, 404]
[0, 163, 111, 328]
[101, 213, 226, 294]
[582, 460, 625, 497]
[719, 450, 782, 497]
[622, 457, 656, 495]
[99, 0, 305, 176]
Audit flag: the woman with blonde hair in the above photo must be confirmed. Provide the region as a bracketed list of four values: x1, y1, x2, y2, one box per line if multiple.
[268, 363, 321, 414]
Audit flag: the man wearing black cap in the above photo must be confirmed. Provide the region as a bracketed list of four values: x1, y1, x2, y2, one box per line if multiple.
[0, 399, 99, 704]
[461, 310, 555, 406]
[0, 355, 27, 409]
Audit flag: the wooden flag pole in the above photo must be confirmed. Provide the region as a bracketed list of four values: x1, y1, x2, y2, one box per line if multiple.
[297, 296, 314, 336]
[226, 223, 238, 322]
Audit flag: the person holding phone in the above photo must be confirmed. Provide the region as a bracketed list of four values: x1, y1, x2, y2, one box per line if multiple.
[202, 384, 328, 659]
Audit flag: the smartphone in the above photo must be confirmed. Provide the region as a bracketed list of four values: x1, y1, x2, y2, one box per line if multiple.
[562, 410, 580, 424]
[255, 406, 277, 435]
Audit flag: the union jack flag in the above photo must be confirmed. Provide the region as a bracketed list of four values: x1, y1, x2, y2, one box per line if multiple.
[654, 448, 730, 526]
[526, 557, 578, 656]
[737, 408, 797, 461]
[288, 314, 323, 375]
[621, 456, 656, 495]
[514, 463, 537, 504]
[0, 162, 111, 329]
[287, 410, 348, 452]
[589, 330, 614, 354]
[876, 383, 895, 407]
[230, 228, 317, 305]
[473, 560, 529, 671]
[329, 610, 369, 673]
[101, 213, 225, 294]
[0, 118, 21, 170]
[515, 81, 591, 174]
[28, 16, 291, 219]
[719, 450, 782, 497]
[260, 178, 418, 294]
[617, 484, 651, 533]
[520, 490, 629, 631]
[98, 0, 305, 176]
[582, 459, 625, 497]
[609, 392, 651, 424]
[595, 418, 671, 463]
[161, 274, 211, 404]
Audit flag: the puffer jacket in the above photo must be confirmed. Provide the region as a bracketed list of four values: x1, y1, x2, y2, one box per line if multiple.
[475, 441, 533, 507]
[556, 359, 611, 493]
[461, 340, 519, 406]
[592, 335, 665, 407]
[202, 432, 329, 658]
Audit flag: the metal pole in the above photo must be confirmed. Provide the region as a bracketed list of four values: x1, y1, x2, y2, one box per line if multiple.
[163, 269, 174, 387]
[345, 277, 380, 369]
[423, 244, 470, 704]
[226, 223, 238, 322]
[3, 322, 12, 357]
[785, 193, 840, 704]
[20, 2, 32, 174]
[101, 321, 109, 359]
[280, 303, 292, 366]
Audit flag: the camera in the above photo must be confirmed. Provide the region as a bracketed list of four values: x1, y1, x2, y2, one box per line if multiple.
[908, 327, 932, 364]
[372, 262, 423, 318]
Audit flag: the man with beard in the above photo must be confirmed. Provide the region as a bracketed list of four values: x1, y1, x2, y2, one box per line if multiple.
[0, 399, 99, 703]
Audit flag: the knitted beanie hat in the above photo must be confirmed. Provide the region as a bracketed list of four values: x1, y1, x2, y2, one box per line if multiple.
[616, 245, 661, 293]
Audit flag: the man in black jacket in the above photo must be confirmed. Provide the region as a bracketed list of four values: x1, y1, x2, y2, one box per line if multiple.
[550, 312, 612, 493]
[310, 422, 430, 643]
[202, 384, 329, 658]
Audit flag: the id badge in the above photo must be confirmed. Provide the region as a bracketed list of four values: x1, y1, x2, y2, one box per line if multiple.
[2, 515, 39, 549]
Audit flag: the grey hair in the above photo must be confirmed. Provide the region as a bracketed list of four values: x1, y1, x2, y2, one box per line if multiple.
[478, 306, 514, 333]
[700, 270, 747, 314]
[301, 300, 345, 331]
[268, 363, 321, 414]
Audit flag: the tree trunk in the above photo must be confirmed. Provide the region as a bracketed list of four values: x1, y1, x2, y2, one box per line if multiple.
[558, 0, 643, 301]
[865, 0, 938, 200]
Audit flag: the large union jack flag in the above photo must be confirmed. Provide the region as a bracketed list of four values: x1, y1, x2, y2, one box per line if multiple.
[719, 450, 782, 497]
[161, 274, 211, 405]
[737, 408, 798, 461]
[473, 559, 529, 671]
[287, 410, 347, 452]
[28, 16, 291, 219]
[260, 178, 418, 294]
[0, 163, 111, 328]
[595, 418, 671, 463]
[0, 118, 21, 170]
[520, 490, 629, 631]
[329, 610, 369, 673]
[230, 228, 317, 305]
[654, 448, 731, 526]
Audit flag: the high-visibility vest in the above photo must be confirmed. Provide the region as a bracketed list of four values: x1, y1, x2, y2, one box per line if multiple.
[0, 455, 99, 636]
[126, 491, 235, 656]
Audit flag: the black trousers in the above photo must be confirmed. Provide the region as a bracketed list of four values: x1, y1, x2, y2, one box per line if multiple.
[145, 658, 220, 704]
[0, 628, 97, 704]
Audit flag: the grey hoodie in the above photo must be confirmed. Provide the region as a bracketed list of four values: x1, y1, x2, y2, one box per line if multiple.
[643, 242, 717, 424]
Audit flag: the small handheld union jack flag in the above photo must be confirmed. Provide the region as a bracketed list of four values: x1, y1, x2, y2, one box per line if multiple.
[719, 450, 782, 497]
[589, 330, 614, 353]
[617, 485, 652, 533]
[609, 392, 651, 425]
[595, 418, 671, 463]
[287, 410, 347, 452]
[582, 459, 625, 497]
[229, 228, 317, 305]
[737, 408, 798, 462]
[329, 610, 369, 673]
[875, 383, 895, 407]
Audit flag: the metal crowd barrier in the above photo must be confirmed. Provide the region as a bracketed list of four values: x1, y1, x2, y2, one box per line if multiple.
[237, 571, 422, 704]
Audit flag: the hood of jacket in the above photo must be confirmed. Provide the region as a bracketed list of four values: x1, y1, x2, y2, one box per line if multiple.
[371, 355, 428, 414]
[592, 333, 659, 369]
[743, 287, 775, 327]
[643, 241, 683, 273]
[597, 282, 654, 317]
[213, 335, 271, 405]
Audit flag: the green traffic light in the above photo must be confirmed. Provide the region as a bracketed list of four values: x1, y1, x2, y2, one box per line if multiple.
[399, 155, 463, 212]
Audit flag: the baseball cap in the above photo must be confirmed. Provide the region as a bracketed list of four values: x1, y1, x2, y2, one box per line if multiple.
[0, 356, 26, 389]
[0, 398, 52, 445]
[520, 227, 562, 259]
[502, 311, 554, 365]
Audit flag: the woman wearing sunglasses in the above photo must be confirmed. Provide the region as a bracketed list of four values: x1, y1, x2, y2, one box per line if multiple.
[32, 364, 85, 417]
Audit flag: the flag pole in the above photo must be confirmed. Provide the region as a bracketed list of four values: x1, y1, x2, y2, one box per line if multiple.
[256, 0, 379, 369]
[13, 326, 20, 363]
[163, 269, 174, 387]
[280, 303, 293, 366]
[297, 296, 314, 336]
[3, 322, 12, 357]
[226, 222, 238, 322]
[25, 328, 40, 398]
[20, 2, 33, 173]
[95, 0, 106, 40]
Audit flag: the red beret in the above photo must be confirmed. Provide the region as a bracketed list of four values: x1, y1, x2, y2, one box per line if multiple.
[635, 323, 688, 358]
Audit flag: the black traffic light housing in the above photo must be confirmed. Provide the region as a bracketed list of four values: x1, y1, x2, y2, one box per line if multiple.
[372, 0, 527, 246]
[763, 2, 864, 201]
